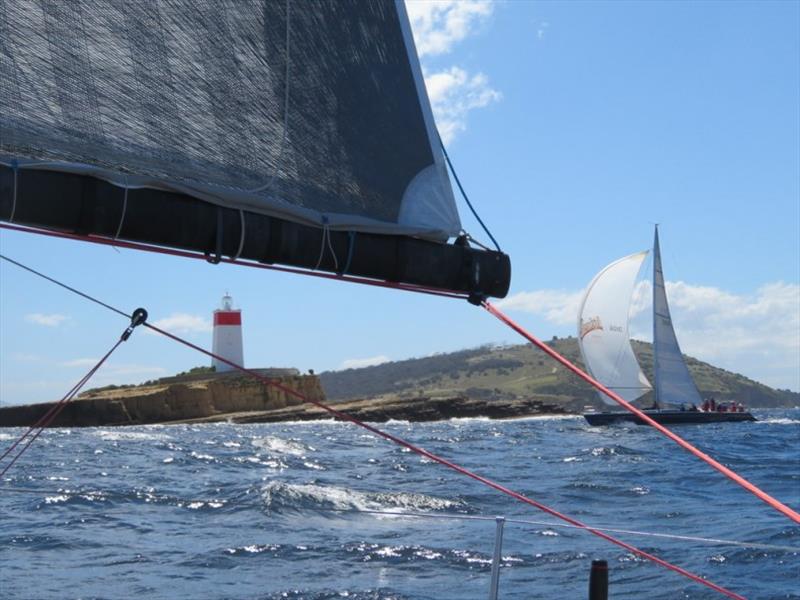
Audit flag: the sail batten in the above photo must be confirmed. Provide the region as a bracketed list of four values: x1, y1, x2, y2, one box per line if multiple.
[577, 251, 652, 406]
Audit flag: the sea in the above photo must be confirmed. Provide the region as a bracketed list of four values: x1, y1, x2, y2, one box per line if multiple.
[1, 410, 798, 600]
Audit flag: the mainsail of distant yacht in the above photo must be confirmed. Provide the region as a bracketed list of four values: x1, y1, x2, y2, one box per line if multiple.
[578, 226, 702, 409]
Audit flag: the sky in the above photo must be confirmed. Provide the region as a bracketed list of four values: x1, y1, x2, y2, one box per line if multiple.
[1, 0, 798, 406]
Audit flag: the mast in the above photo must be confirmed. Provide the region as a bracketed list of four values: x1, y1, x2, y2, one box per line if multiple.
[652, 225, 661, 409]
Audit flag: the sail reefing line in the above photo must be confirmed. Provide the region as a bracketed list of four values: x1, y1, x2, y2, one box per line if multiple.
[0, 253, 747, 600]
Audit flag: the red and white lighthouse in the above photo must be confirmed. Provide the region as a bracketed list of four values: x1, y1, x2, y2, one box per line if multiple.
[212, 293, 244, 372]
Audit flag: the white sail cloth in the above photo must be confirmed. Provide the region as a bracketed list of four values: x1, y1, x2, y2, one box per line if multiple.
[652, 228, 703, 407]
[578, 251, 652, 405]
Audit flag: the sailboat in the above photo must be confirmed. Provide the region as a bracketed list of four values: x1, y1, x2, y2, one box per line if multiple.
[578, 227, 756, 426]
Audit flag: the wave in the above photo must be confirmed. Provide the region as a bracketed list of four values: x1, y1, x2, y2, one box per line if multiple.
[261, 481, 467, 515]
[754, 418, 800, 425]
[252, 436, 310, 456]
[94, 430, 171, 441]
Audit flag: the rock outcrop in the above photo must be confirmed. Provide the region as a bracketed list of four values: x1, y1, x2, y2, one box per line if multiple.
[0, 372, 324, 427]
[180, 394, 568, 424]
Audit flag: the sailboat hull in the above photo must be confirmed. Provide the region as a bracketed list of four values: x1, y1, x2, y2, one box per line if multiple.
[583, 410, 756, 426]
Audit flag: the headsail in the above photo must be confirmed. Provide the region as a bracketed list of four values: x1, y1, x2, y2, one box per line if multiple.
[652, 227, 702, 407]
[578, 251, 652, 405]
[0, 0, 510, 297]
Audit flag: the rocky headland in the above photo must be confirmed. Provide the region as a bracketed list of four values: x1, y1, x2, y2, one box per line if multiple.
[0, 369, 323, 427]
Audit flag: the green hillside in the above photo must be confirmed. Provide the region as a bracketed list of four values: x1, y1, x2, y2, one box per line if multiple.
[320, 338, 798, 410]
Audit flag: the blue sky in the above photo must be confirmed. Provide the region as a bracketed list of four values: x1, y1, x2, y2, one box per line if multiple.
[1, 0, 798, 405]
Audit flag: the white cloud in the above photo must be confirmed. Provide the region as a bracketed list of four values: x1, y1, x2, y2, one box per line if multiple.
[339, 355, 391, 370]
[499, 280, 800, 391]
[25, 313, 68, 327]
[405, 0, 501, 143]
[425, 66, 501, 143]
[102, 364, 167, 377]
[536, 20, 550, 41]
[146, 313, 212, 335]
[405, 0, 493, 57]
[60, 358, 99, 368]
[11, 352, 41, 362]
[496, 289, 585, 326]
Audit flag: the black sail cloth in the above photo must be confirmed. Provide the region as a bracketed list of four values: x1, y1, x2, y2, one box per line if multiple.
[0, 0, 509, 297]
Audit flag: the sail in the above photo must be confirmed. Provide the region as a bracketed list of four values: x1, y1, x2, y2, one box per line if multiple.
[652, 227, 703, 407]
[0, 0, 457, 237]
[578, 251, 652, 405]
[0, 1, 511, 297]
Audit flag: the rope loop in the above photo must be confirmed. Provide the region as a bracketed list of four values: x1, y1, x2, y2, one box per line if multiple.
[205, 206, 224, 264]
[9, 159, 19, 223]
[338, 231, 356, 276]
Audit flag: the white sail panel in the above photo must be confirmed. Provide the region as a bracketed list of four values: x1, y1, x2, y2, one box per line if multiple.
[652, 228, 703, 407]
[578, 251, 652, 405]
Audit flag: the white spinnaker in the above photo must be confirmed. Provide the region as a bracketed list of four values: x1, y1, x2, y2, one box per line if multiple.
[578, 251, 652, 405]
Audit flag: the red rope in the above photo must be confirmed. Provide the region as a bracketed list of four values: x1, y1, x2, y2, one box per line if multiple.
[482, 300, 800, 525]
[143, 320, 745, 599]
[0, 223, 467, 300]
[0, 339, 123, 477]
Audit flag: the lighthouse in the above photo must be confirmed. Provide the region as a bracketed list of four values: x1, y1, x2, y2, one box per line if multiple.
[212, 293, 244, 372]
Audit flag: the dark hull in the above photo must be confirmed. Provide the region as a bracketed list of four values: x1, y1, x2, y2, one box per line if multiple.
[584, 410, 756, 426]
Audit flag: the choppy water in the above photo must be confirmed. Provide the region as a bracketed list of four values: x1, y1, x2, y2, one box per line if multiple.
[1, 410, 798, 599]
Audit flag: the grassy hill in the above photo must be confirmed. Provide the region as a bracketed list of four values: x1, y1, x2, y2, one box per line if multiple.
[320, 338, 798, 410]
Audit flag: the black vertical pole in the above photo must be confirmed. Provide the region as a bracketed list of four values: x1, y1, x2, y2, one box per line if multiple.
[588, 559, 608, 600]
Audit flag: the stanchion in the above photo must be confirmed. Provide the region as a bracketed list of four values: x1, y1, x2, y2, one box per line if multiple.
[488, 516, 505, 600]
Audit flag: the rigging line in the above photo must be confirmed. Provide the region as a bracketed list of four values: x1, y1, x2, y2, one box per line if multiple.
[0, 310, 146, 476]
[9, 159, 18, 222]
[0, 359, 98, 463]
[482, 300, 800, 526]
[0, 223, 467, 301]
[0, 257, 744, 598]
[0, 253, 130, 319]
[0, 340, 122, 478]
[439, 140, 501, 252]
[138, 325, 744, 599]
[310, 508, 800, 553]
[0, 485, 794, 555]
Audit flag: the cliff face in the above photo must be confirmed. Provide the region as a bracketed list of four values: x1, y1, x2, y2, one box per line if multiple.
[0, 374, 324, 427]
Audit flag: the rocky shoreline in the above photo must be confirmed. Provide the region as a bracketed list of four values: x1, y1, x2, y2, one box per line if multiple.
[0, 372, 571, 427]
[180, 394, 570, 425]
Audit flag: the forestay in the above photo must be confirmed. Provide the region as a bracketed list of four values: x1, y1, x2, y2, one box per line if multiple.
[578, 251, 652, 405]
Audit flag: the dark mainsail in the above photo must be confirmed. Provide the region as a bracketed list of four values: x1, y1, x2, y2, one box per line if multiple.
[0, 0, 510, 297]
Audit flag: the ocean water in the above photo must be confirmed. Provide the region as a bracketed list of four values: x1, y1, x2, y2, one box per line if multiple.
[1, 410, 798, 600]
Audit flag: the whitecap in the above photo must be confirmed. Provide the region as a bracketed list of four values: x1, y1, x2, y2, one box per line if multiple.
[755, 418, 800, 425]
[261, 481, 465, 514]
[95, 430, 171, 442]
[45, 495, 69, 504]
[189, 451, 215, 461]
[251, 436, 308, 456]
